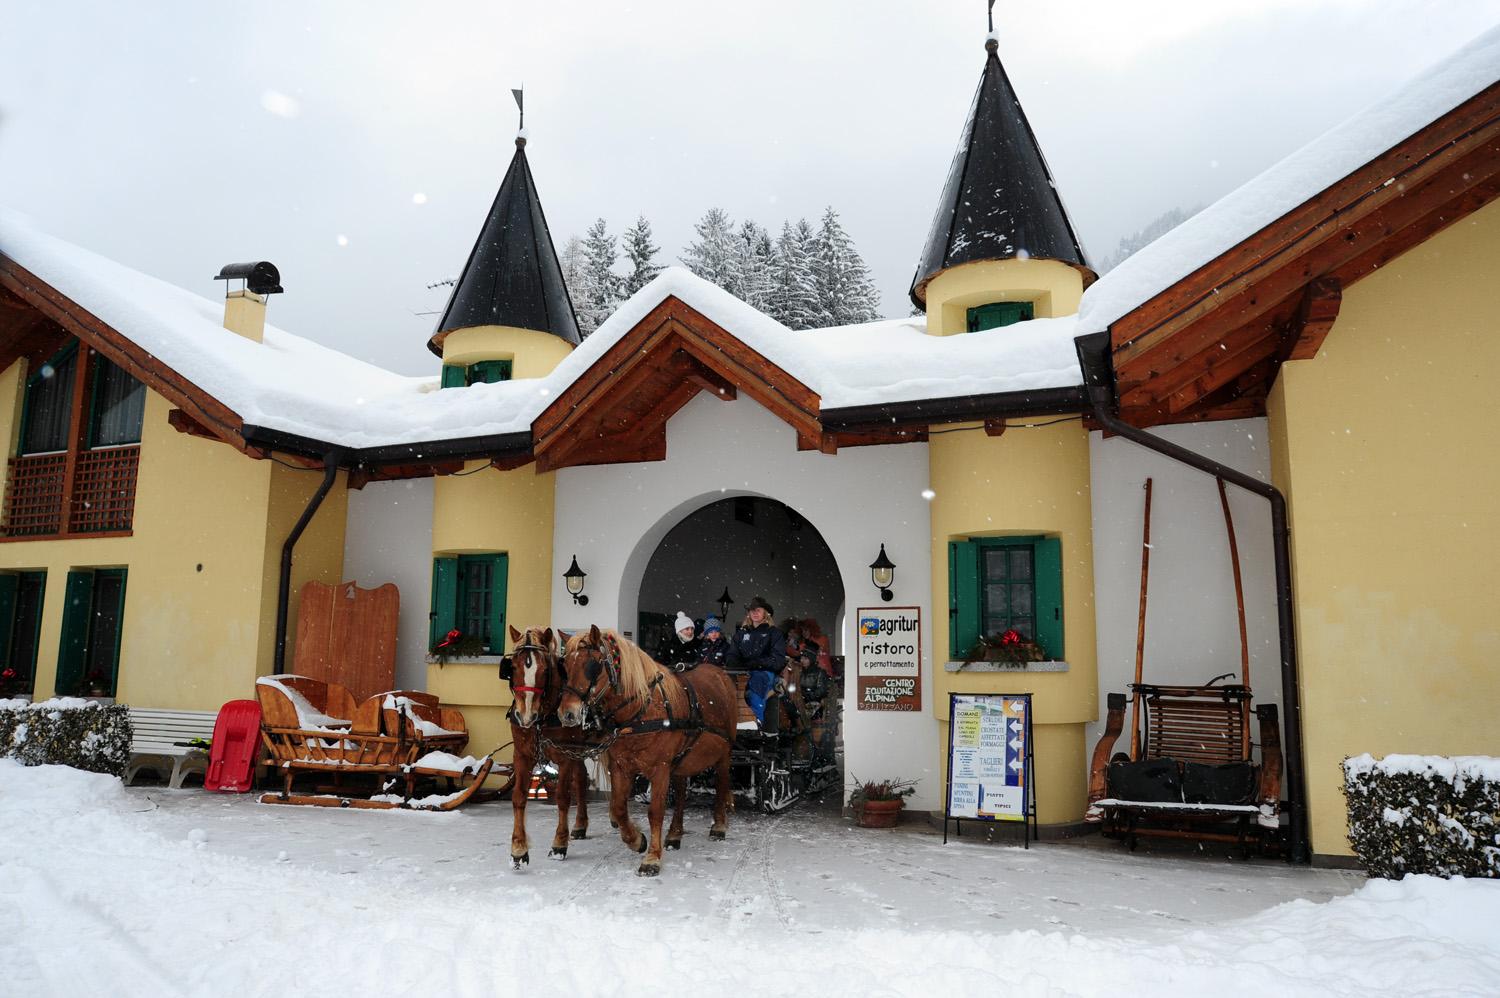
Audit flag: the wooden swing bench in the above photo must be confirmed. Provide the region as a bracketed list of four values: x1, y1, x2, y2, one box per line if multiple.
[1087, 682, 1282, 853]
[256, 675, 501, 811]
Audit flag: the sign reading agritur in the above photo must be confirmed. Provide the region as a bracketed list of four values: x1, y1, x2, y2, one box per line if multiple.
[855, 606, 921, 711]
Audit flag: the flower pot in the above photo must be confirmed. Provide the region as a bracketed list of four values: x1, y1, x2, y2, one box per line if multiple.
[857, 799, 904, 828]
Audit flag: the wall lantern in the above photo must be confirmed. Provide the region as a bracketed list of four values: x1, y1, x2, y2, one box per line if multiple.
[869, 544, 896, 602]
[563, 555, 589, 607]
[716, 587, 734, 621]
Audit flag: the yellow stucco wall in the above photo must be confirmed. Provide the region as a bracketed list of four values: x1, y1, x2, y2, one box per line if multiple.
[428, 462, 554, 763]
[1267, 200, 1500, 858]
[928, 419, 1098, 824]
[441, 325, 573, 380]
[924, 259, 1085, 335]
[0, 377, 347, 711]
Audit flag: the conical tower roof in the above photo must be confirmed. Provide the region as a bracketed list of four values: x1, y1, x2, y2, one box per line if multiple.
[909, 35, 1093, 308]
[429, 135, 580, 355]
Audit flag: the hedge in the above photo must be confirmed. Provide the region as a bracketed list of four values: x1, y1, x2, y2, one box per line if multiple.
[1343, 753, 1500, 879]
[0, 698, 132, 777]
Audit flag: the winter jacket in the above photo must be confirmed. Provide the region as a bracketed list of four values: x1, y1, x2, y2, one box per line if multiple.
[726, 623, 787, 673]
[698, 635, 730, 668]
[655, 634, 702, 670]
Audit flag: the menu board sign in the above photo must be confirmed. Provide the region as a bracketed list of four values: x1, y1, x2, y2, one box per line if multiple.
[945, 693, 1031, 822]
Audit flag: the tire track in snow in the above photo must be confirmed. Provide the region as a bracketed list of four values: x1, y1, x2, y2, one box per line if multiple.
[715, 812, 791, 929]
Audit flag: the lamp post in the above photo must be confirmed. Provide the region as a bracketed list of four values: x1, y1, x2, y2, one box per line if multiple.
[563, 555, 589, 607]
[870, 545, 896, 602]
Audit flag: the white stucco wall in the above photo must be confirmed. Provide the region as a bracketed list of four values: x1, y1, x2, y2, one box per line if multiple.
[342, 477, 435, 691]
[553, 393, 942, 811]
[1087, 418, 1281, 752]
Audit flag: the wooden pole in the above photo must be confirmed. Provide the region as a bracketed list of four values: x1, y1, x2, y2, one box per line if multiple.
[1217, 477, 1253, 756]
[1130, 478, 1153, 758]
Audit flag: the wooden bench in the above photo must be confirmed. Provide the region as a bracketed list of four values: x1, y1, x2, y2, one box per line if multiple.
[124, 707, 219, 789]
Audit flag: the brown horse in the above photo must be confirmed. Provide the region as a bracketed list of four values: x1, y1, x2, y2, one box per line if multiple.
[557, 626, 735, 876]
[502, 625, 592, 869]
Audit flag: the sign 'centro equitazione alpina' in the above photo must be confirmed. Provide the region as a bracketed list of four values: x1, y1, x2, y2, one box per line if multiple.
[855, 606, 921, 711]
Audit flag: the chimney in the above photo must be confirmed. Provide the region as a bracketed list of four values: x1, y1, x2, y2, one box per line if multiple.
[214, 261, 283, 343]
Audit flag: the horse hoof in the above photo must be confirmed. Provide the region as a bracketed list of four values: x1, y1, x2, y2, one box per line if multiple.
[571, 827, 588, 840]
[709, 829, 726, 841]
[637, 862, 660, 878]
[548, 846, 567, 860]
[634, 834, 648, 854]
[666, 838, 681, 851]
[610, 819, 619, 829]
[512, 852, 529, 870]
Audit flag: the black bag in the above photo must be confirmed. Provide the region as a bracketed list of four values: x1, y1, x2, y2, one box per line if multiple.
[1106, 759, 1182, 803]
[1181, 761, 1257, 805]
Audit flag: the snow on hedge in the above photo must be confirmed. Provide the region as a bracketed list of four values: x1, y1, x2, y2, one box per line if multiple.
[5, 759, 1500, 995]
[0, 698, 130, 776]
[1344, 753, 1500, 880]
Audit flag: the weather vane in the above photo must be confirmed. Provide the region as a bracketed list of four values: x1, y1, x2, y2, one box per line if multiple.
[988, 0, 996, 34]
[512, 86, 524, 132]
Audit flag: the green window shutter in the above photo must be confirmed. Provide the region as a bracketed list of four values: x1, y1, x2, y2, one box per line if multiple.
[468, 360, 512, 385]
[429, 557, 458, 650]
[1033, 536, 1064, 660]
[949, 540, 980, 658]
[488, 554, 509, 652]
[440, 365, 467, 389]
[56, 570, 95, 695]
[966, 301, 1035, 332]
[0, 574, 17, 671]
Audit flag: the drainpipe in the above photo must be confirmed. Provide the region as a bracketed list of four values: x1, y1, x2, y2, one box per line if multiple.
[273, 450, 344, 676]
[1074, 331, 1309, 864]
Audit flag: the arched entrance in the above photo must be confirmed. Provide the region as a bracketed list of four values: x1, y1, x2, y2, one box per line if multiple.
[635, 495, 844, 655]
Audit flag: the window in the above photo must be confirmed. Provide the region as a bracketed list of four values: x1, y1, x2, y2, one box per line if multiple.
[948, 536, 1062, 659]
[5, 343, 145, 538]
[429, 553, 508, 653]
[56, 568, 127, 697]
[0, 571, 46, 697]
[966, 301, 1034, 332]
[440, 359, 513, 388]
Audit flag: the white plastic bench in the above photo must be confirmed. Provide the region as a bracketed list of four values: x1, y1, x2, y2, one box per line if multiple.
[124, 708, 219, 789]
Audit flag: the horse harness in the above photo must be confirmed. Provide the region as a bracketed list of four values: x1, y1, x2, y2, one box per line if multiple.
[547, 632, 731, 768]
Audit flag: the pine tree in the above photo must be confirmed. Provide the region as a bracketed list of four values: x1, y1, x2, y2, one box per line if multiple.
[809, 207, 880, 327]
[578, 218, 623, 337]
[559, 235, 593, 335]
[768, 220, 820, 329]
[621, 214, 663, 297]
[736, 220, 774, 312]
[681, 207, 744, 298]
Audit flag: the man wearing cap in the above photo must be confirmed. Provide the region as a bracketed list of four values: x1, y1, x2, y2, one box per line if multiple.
[655, 611, 701, 672]
[698, 615, 730, 668]
[726, 596, 787, 726]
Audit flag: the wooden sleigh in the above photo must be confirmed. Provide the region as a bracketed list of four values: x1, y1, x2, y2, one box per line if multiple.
[1086, 478, 1284, 854]
[256, 675, 504, 811]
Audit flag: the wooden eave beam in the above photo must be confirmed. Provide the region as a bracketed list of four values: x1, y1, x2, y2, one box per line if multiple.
[1278, 278, 1343, 363]
[0, 255, 250, 452]
[1112, 85, 1500, 369]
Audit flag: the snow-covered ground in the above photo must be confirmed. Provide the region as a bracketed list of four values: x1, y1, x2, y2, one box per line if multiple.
[4, 761, 1498, 997]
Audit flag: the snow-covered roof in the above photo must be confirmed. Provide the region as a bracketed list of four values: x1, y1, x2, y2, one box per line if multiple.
[1078, 24, 1500, 336]
[0, 209, 1082, 453]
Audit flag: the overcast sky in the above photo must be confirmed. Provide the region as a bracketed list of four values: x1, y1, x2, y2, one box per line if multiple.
[4, 1, 1499, 375]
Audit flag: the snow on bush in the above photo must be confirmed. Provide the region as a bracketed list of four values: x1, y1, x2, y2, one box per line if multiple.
[1344, 754, 1500, 880]
[0, 698, 131, 777]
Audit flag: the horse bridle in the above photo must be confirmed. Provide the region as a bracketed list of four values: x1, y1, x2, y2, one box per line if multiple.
[500, 637, 563, 729]
[560, 633, 626, 728]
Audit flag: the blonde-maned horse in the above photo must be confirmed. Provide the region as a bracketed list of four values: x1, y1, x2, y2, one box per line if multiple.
[557, 626, 735, 876]
[502, 625, 592, 869]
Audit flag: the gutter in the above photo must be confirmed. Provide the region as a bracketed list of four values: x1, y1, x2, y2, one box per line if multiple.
[1073, 331, 1310, 864]
[241, 423, 533, 468]
[819, 385, 1087, 432]
[272, 449, 343, 676]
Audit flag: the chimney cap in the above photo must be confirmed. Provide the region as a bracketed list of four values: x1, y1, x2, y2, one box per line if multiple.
[214, 261, 283, 295]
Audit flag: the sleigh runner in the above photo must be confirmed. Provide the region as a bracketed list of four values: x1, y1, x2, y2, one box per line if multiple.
[256, 675, 504, 810]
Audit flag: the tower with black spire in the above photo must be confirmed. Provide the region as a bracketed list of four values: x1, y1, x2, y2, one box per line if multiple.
[430, 96, 580, 385]
[911, 21, 1095, 336]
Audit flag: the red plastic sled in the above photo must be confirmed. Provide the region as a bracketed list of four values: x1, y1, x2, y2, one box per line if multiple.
[205, 699, 262, 793]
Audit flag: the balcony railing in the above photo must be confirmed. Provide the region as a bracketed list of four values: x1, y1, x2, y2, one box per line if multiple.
[2, 445, 140, 538]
